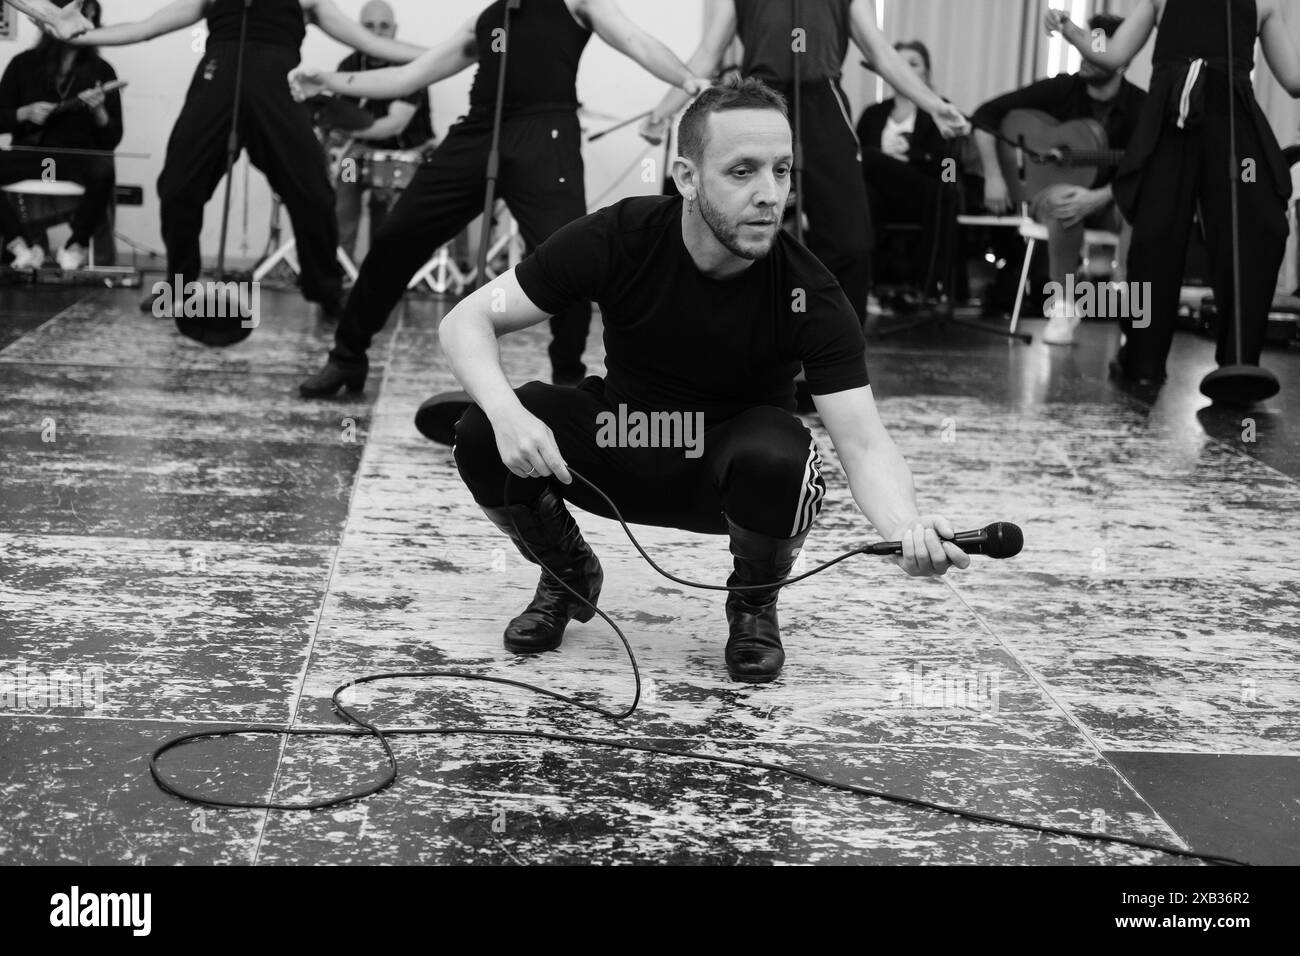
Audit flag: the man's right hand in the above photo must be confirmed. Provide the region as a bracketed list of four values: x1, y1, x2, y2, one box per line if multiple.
[18, 102, 56, 126]
[493, 408, 572, 485]
[983, 174, 1013, 215]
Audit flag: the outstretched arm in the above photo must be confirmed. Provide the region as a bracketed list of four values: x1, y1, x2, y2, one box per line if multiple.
[817, 384, 970, 578]
[304, 0, 426, 63]
[850, 0, 968, 137]
[69, 0, 207, 46]
[290, 16, 476, 102]
[1047, 0, 1157, 71]
[640, 0, 736, 143]
[1260, 0, 1300, 97]
[577, 0, 709, 91]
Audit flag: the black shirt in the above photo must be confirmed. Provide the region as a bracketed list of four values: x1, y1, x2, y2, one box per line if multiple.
[516, 196, 869, 425]
[467, 0, 591, 120]
[734, 0, 853, 85]
[0, 48, 123, 151]
[206, 0, 305, 49]
[971, 74, 1146, 187]
[856, 99, 949, 180]
[336, 52, 434, 151]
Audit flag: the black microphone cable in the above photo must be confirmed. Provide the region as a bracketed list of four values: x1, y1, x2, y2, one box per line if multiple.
[150, 469, 1250, 866]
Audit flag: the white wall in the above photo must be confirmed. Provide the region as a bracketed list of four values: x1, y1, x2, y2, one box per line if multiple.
[0, 0, 705, 265]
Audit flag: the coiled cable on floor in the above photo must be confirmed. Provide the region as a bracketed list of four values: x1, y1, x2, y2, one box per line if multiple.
[150, 470, 1250, 866]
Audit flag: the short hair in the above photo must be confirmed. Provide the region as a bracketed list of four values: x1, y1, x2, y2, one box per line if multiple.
[1088, 13, 1124, 37]
[895, 40, 932, 76]
[678, 75, 790, 165]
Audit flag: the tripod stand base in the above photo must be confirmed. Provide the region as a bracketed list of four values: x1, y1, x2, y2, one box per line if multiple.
[415, 390, 474, 446]
[1199, 364, 1280, 406]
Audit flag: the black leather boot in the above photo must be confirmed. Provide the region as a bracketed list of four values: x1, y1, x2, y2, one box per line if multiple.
[724, 518, 809, 683]
[299, 351, 368, 398]
[481, 488, 603, 653]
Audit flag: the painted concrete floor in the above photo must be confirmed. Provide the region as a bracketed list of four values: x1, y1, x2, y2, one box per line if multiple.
[1, 284, 1297, 865]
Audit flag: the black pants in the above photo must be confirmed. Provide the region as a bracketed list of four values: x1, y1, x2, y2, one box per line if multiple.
[454, 378, 827, 539]
[157, 41, 343, 305]
[1124, 112, 1287, 377]
[331, 110, 590, 377]
[777, 80, 872, 320]
[861, 149, 958, 297]
[0, 152, 115, 248]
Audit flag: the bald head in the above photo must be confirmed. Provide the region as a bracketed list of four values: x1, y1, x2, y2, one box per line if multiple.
[359, 1, 396, 39]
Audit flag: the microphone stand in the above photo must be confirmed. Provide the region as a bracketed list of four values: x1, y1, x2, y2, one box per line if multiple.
[415, 0, 521, 445]
[791, 0, 804, 244]
[473, 0, 521, 290]
[214, 0, 253, 282]
[1199, 0, 1280, 404]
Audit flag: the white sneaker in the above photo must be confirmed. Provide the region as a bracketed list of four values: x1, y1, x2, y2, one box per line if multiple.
[1041, 298, 1081, 345]
[57, 244, 88, 272]
[7, 240, 46, 272]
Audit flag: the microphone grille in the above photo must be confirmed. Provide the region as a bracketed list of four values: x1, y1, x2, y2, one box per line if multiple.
[989, 522, 1023, 558]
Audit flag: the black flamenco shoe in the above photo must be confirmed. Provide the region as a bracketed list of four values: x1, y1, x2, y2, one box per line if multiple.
[298, 358, 368, 398]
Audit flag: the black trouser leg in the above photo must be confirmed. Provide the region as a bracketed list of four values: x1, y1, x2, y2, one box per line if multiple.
[782, 81, 872, 321]
[499, 112, 591, 380]
[330, 123, 487, 364]
[454, 381, 825, 539]
[1195, 113, 1288, 367]
[1123, 128, 1201, 381]
[240, 51, 343, 306]
[63, 156, 116, 248]
[861, 150, 955, 297]
[156, 45, 249, 289]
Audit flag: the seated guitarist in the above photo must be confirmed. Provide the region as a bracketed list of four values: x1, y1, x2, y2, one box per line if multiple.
[971, 13, 1145, 344]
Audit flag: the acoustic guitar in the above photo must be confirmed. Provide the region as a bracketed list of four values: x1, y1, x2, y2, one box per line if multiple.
[996, 109, 1125, 206]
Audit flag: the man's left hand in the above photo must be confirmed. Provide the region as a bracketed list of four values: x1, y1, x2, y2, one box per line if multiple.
[887, 515, 971, 577]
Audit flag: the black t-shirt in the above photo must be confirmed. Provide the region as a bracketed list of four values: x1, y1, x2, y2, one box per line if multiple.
[467, 0, 591, 120]
[207, 0, 305, 49]
[336, 52, 434, 151]
[515, 196, 870, 425]
[734, 0, 853, 85]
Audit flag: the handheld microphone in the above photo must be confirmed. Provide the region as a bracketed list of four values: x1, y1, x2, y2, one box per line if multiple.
[863, 522, 1023, 560]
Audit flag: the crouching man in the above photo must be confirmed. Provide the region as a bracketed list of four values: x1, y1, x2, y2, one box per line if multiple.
[441, 76, 969, 683]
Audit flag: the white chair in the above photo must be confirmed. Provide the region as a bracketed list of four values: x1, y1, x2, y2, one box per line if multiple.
[1009, 215, 1121, 336]
[2, 178, 98, 268]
